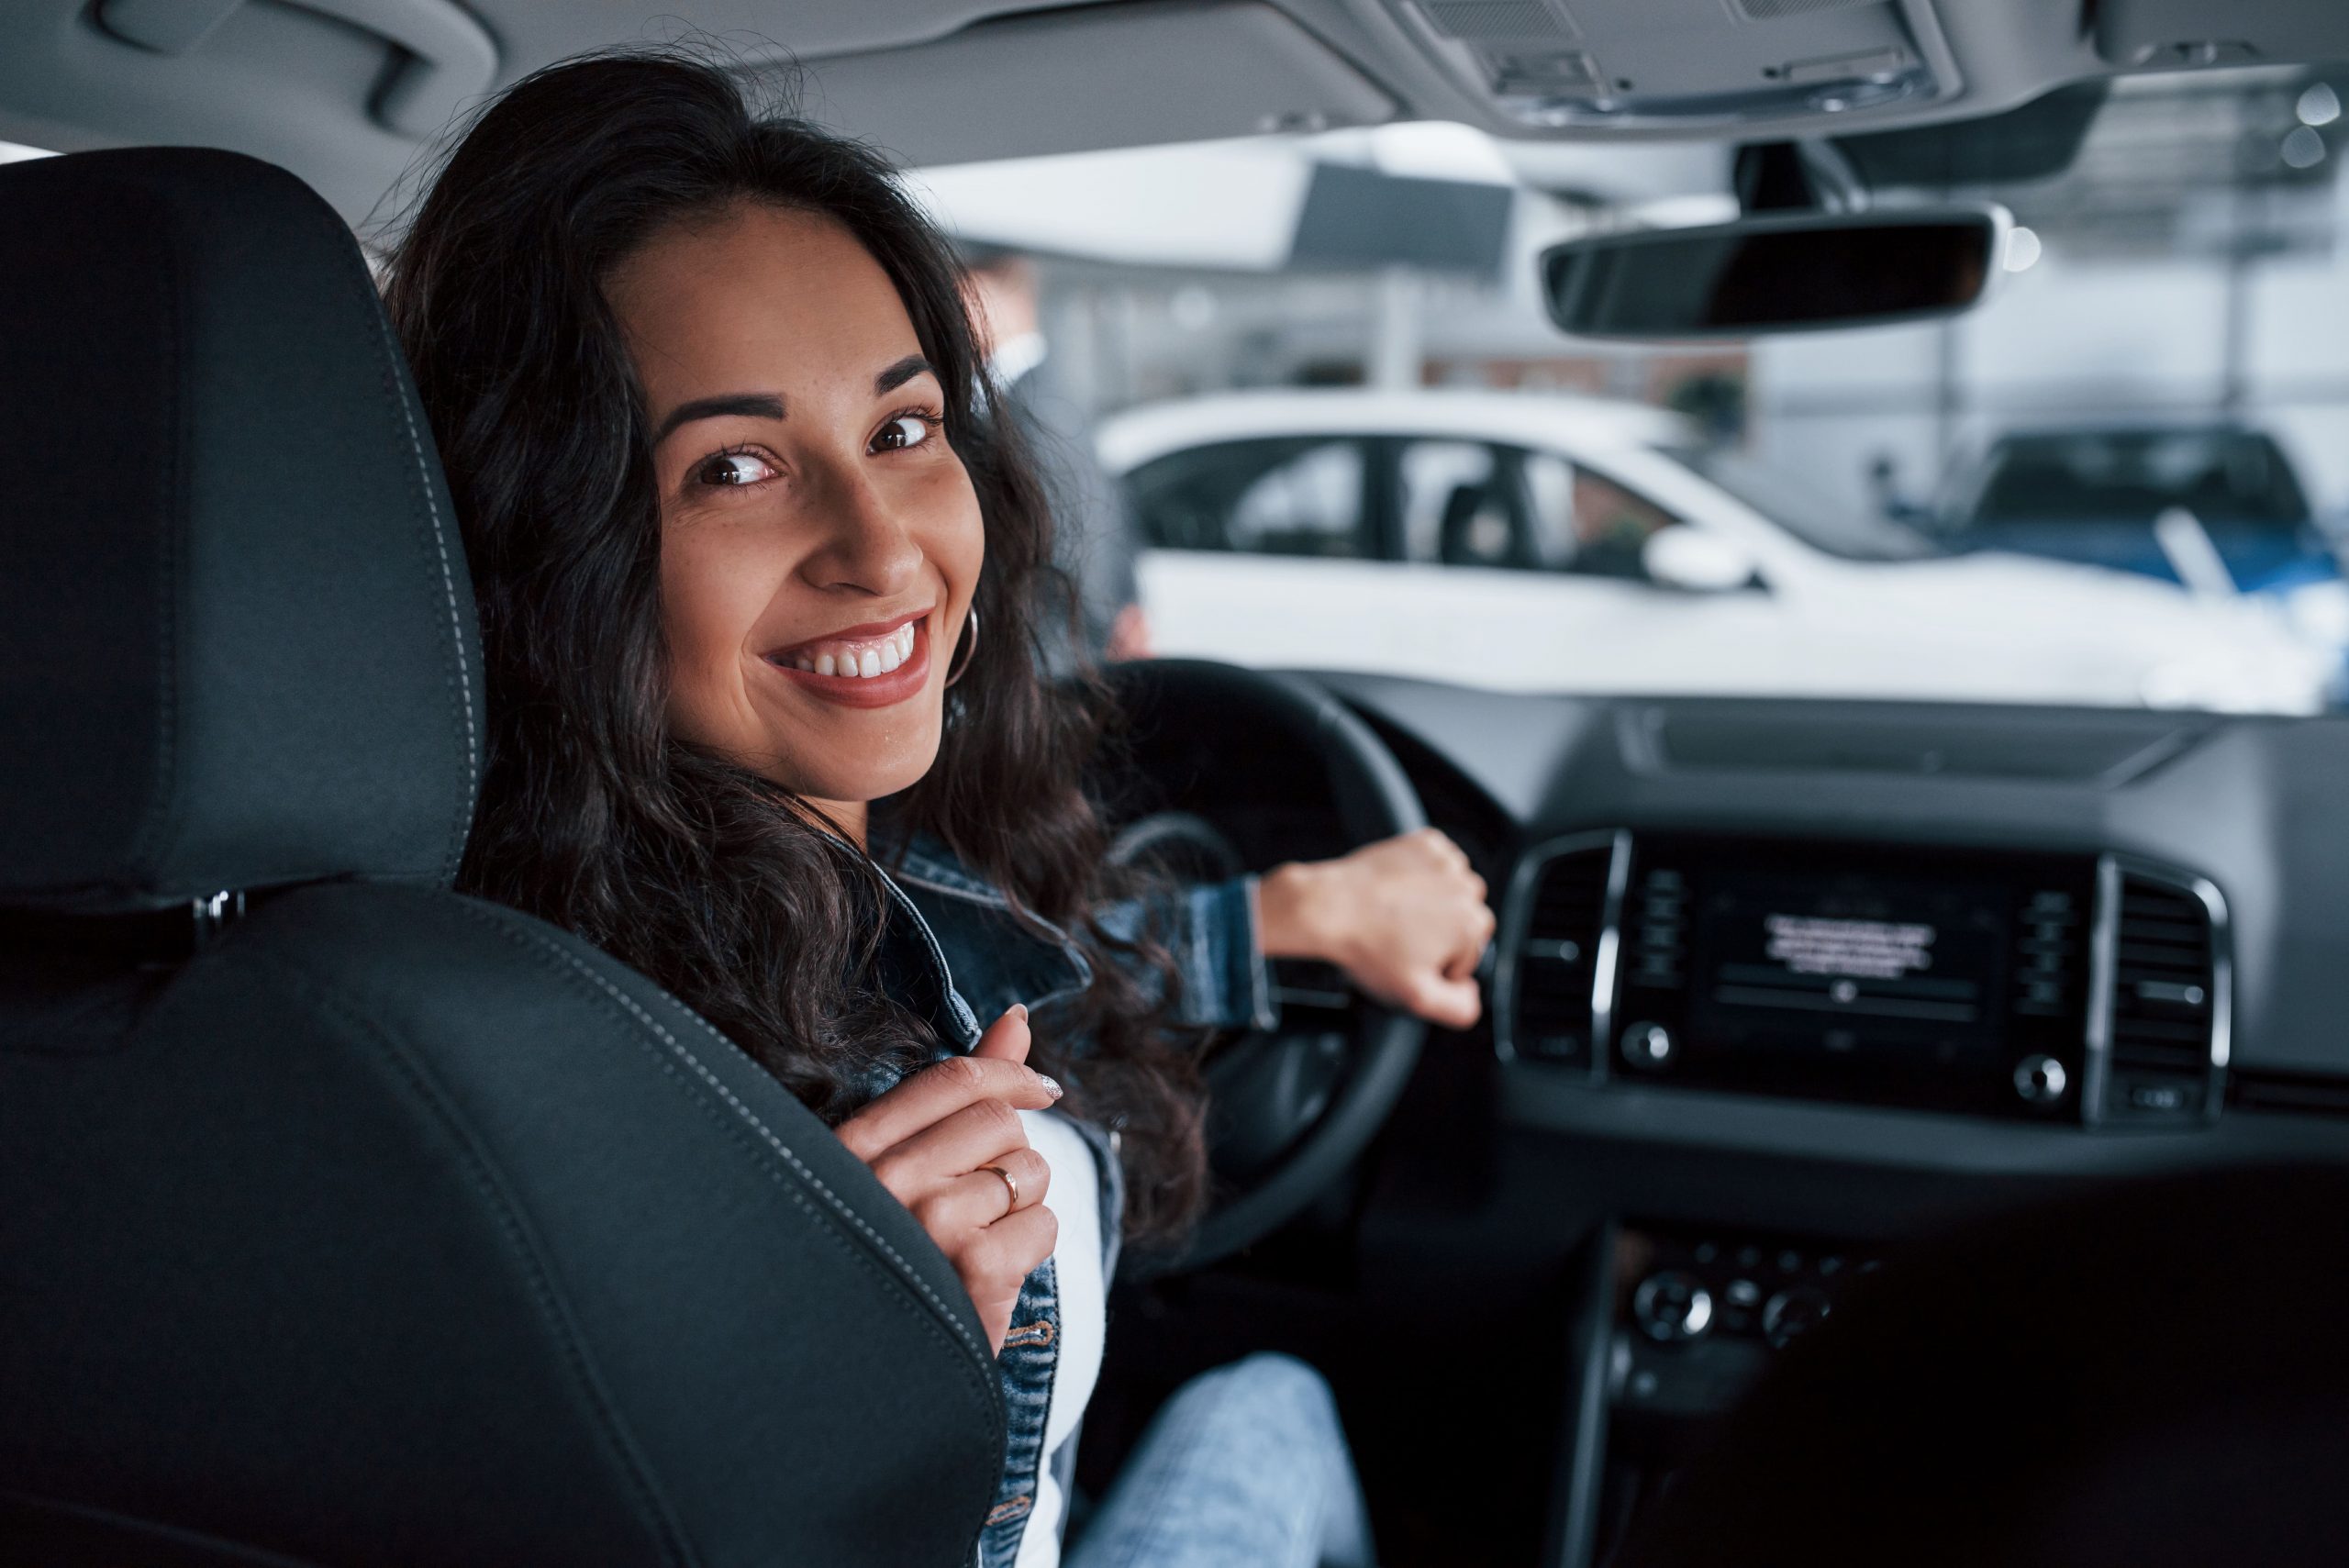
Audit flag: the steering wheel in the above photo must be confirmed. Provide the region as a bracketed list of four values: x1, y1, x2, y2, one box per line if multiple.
[1100, 659, 1428, 1270]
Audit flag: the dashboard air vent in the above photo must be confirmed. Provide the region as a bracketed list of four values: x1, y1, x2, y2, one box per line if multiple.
[2099, 869, 2224, 1124]
[1501, 835, 1620, 1066]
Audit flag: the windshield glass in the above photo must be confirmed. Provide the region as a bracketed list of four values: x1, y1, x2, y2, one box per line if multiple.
[918, 61, 2349, 715]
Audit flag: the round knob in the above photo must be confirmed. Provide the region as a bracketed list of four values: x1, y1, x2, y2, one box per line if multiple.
[2013, 1053, 2068, 1106]
[1762, 1286, 1832, 1349]
[1622, 1020, 1676, 1071]
[1632, 1270, 1713, 1342]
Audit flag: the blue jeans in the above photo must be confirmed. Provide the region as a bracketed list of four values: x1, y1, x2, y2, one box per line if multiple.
[1067, 1353, 1375, 1568]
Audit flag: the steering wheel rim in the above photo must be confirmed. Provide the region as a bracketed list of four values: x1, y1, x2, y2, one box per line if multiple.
[1103, 659, 1428, 1272]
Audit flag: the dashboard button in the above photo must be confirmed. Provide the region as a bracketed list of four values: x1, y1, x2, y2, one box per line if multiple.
[1632, 1271, 1714, 1342]
[2013, 1053, 2068, 1106]
[1622, 1021, 1676, 1070]
[1763, 1286, 1832, 1349]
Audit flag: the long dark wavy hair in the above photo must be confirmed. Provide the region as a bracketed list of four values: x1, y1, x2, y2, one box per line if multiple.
[384, 49, 1206, 1243]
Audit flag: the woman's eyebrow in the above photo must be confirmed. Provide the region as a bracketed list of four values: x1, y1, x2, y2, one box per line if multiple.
[874, 355, 935, 395]
[655, 392, 786, 444]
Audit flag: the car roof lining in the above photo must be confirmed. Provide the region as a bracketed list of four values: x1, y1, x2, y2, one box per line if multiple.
[0, 0, 2344, 223]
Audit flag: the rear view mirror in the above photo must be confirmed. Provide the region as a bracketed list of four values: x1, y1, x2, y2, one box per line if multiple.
[1642, 525, 1759, 592]
[1542, 206, 2009, 340]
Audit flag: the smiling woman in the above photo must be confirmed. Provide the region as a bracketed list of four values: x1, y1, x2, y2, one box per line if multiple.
[378, 47, 1476, 1568]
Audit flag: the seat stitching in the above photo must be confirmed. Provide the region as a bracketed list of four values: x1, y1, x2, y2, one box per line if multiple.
[447, 900, 996, 1370]
[312, 200, 478, 883]
[449, 903, 994, 1376]
[238, 951, 698, 1567]
[126, 182, 184, 883]
[435, 899, 1003, 1562]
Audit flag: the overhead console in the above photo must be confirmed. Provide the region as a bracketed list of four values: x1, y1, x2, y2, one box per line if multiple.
[1387, 0, 1965, 131]
[1496, 829, 2229, 1129]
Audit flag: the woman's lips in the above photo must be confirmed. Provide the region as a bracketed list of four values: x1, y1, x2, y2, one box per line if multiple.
[762, 613, 932, 709]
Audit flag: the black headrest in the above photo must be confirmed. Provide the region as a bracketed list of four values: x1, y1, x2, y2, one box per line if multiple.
[0, 149, 483, 911]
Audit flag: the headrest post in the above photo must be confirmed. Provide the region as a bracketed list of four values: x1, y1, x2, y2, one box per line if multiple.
[191, 891, 246, 949]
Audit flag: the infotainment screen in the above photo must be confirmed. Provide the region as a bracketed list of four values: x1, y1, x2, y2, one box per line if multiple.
[1687, 871, 2011, 1066]
[1609, 835, 2099, 1116]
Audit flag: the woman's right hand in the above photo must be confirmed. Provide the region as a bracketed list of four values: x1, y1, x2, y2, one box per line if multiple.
[834, 1006, 1061, 1355]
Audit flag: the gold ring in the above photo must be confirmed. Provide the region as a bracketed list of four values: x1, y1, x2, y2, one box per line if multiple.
[981, 1163, 1019, 1211]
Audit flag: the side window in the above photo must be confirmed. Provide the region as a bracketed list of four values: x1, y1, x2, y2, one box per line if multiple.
[1400, 440, 1522, 568]
[1524, 451, 1684, 581]
[1126, 438, 1370, 559]
[1397, 440, 1687, 581]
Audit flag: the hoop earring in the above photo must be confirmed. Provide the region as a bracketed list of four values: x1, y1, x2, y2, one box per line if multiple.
[944, 606, 980, 687]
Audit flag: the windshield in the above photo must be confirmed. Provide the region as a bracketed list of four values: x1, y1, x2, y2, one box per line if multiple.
[919, 61, 2349, 715]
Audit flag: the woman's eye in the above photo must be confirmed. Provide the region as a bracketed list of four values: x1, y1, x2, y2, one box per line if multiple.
[872, 414, 934, 453]
[695, 450, 778, 488]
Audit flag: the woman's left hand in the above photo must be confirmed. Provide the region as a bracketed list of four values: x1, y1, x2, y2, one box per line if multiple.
[1255, 827, 1497, 1030]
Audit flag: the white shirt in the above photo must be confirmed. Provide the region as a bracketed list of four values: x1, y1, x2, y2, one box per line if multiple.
[1011, 1109, 1106, 1568]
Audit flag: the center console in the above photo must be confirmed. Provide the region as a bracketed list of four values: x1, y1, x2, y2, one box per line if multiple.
[1502, 831, 2237, 1565]
[1497, 829, 2230, 1128]
[1549, 1218, 1884, 1568]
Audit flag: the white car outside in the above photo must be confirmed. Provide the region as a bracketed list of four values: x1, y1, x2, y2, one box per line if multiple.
[1097, 390, 2342, 715]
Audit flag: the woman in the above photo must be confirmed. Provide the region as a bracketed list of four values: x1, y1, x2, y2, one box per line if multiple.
[386, 50, 1494, 1568]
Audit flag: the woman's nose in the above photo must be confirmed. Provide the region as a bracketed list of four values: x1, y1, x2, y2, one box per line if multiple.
[798, 461, 924, 595]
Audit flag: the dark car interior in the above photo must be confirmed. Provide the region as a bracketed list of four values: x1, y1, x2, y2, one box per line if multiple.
[8, 1, 2349, 1565]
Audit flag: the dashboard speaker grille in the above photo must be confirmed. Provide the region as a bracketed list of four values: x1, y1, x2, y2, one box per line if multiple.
[1419, 0, 1578, 40]
[2101, 872, 2222, 1122]
[1502, 839, 1615, 1064]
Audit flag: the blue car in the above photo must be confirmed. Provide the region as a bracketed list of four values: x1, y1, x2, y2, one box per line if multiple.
[1941, 425, 2343, 597]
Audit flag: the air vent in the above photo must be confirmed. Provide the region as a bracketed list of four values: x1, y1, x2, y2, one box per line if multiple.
[1419, 0, 1579, 40]
[2097, 868, 2225, 1124]
[1499, 834, 1621, 1066]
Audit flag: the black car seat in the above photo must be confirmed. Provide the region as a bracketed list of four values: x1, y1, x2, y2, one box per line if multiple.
[0, 147, 1002, 1567]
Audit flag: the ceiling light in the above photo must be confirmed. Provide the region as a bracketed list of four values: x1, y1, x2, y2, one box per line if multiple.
[2003, 226, 2043, 272]
[2297, 82, 2342, 128]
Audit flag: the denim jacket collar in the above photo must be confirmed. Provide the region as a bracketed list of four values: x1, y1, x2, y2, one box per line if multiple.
[885, 833, 1097, 1031]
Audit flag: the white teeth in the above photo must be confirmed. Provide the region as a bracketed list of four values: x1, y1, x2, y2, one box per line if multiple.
[782, 619, 920, 679]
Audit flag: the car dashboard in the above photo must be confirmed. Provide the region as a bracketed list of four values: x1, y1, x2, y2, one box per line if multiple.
[1323, 670, 2349, 1143]
[1263, 672, 2349, 1564]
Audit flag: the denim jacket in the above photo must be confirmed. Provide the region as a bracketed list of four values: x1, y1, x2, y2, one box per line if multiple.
[869, 834, 1275, 1566]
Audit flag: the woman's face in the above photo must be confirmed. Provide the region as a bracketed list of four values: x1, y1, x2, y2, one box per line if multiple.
[607, 204, 983, 825]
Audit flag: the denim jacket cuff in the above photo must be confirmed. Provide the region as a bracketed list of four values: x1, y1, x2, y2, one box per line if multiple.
[1183, 876, 1276, 1033]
